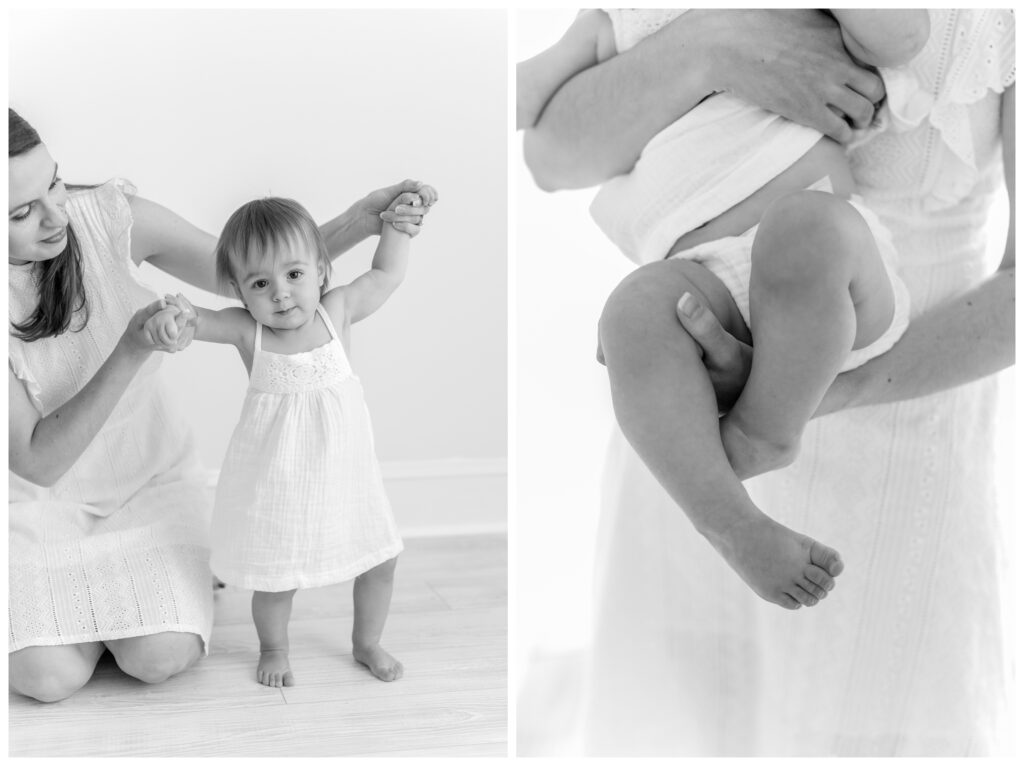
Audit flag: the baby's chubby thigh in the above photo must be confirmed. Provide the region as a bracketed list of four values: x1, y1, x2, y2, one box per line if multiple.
[598, 257, 750, 366]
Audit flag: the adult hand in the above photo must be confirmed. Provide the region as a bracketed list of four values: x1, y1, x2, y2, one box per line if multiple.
[123, 299, 185, 355]
[358, 179, 435, 238]
[699, 8, 884, 143]
[675, 292, 753, 413]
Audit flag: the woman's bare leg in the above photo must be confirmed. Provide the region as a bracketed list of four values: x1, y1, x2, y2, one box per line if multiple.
[599, 259, 841, 608]
[9, 642, 105, 702]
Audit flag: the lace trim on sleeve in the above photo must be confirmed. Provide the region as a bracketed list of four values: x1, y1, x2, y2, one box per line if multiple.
[605, 9, 687, 54]
[95, 178, 137, 269]
[884, 10, 1014, 208]
[9, 347, 44, 414]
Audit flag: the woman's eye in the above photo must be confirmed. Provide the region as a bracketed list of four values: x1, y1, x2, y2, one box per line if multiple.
[49, 176, 63, 191]
[10, 208, 31, 222]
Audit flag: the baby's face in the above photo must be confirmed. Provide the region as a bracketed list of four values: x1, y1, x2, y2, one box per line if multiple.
[232, 237, 325, 331]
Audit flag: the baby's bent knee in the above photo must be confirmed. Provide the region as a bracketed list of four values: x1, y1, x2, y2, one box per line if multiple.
[755, 192, 871, 283]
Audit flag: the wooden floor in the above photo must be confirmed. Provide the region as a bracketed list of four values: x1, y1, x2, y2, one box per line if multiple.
[8, 533, 507, 757]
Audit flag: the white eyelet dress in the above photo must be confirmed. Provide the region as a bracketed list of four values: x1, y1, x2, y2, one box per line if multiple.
[8, 179, 214, 654]
[210, 306, 403, 592]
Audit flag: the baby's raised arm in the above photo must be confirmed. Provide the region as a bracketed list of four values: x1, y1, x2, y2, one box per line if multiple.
[831, 10, 930, 68]
[326, 185, 437, 325]
[517, 10, 617, 130]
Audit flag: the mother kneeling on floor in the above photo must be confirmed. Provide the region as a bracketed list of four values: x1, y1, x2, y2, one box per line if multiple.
[8, 108, 426, 702]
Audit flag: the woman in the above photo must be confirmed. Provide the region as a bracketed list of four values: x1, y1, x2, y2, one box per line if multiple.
[8, 108, 428, 702]
[525, 9, 1014, 756]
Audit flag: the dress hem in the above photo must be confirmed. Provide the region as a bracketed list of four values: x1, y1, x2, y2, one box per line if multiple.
[9, 623, 211, 656]
[213, 541, 404, 593]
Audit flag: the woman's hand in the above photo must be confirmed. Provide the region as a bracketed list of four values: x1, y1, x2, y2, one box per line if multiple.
[701, 9, 885, 142]
[675, 293, 753, 414]
[359, 179, 436, 238]
[123, 299, 189, 355]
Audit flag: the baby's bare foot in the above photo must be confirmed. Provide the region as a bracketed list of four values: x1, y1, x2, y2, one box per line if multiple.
[708, 511, 843, 609]
[257, 648, 294, 688]
[353, 643, 404, 682]
[720, 411, 799, 481]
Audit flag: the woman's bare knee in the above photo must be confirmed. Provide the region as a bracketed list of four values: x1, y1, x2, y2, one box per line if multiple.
[109, 633, 202, 685]
[9, 647, 98, 703]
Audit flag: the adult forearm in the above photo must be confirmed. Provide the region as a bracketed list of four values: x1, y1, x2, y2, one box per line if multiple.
[524, 19, 713, 190]
[320, 204, 367, 260]
[817, 268, 1015, 416]
[17, 340, 151, 486]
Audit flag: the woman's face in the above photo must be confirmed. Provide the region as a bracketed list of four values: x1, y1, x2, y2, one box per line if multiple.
[8, 144, 69, 265]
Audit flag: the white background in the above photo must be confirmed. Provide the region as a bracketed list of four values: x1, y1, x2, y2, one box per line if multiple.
[10, 9, 507, 487]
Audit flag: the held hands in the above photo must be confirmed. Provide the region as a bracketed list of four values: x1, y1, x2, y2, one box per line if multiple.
[385, 184, 439, 236]
[359, 179, 438, 238]
[134, 294, 197, 354]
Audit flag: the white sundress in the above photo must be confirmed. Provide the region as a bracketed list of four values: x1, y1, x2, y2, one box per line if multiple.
[210, 305, 403, 592]
[584, 9, 1015, 756]
[8, 179, 214, 653]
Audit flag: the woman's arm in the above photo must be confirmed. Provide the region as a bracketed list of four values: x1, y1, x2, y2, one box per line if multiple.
[517, 10, 612, 130]
[524, 9, 885, 191]
[677, 84, 1016, 416]
[821, 83, 1015, 414]
[9, 300, 179, 487]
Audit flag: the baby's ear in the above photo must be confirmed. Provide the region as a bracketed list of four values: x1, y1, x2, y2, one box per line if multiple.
[317, 261, 326, 285]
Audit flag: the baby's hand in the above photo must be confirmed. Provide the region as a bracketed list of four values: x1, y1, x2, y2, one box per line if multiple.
[142, 303, 183, 351]
[161, 293, 197, 351]
[381, 183, 438, 237]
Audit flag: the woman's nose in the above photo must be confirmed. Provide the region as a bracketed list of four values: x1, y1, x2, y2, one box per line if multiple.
[40, 196, 68, 229]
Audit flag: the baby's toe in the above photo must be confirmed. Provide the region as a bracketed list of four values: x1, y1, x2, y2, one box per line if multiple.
[804, 564, 835, 592]
[788, 586, 819, 607]
[778, 592, 802, 610]
[799, 576, 828, 601]
[808, 540, 844, 576]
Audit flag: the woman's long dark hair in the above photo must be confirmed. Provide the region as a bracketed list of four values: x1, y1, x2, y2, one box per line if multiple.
[9, 108, 90, 342]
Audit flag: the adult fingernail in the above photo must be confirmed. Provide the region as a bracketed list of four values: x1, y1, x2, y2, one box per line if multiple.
[678, 292, 697, 318]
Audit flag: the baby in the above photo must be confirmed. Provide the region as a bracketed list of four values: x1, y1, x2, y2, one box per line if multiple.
[518, 10, 929, 609]
[148, 187, 437, 685]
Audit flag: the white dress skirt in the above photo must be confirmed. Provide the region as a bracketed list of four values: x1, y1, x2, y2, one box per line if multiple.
[582, 9, 1015, 756]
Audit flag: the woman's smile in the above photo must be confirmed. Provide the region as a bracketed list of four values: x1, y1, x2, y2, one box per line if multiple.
[40, 227, 66, 245]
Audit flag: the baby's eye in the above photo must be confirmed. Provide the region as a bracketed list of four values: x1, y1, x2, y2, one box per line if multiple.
[252, 279, 268, 289]
[288, 270, 303, 280]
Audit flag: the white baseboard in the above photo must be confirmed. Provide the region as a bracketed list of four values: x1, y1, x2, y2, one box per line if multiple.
[203, 458, 507, 537]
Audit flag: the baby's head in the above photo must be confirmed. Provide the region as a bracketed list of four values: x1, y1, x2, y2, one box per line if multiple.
[215, 197, 332, 304]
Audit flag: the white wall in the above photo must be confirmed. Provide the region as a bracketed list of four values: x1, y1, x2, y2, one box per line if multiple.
[10, 9, 507, 532]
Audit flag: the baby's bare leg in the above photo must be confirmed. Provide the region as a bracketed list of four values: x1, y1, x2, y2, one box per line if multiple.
[600, 259, 841, 609]
[252, 589, 296, 687]
[353, 556, 403, 681]
[722, 191, 895, 477]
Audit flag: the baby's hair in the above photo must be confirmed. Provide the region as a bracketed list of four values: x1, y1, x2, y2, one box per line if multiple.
[215, 197, 331, 295]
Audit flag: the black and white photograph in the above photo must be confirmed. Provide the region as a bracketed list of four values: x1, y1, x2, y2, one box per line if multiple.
[9, 7, 506, 757]
[516, 7, 1015, 757]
